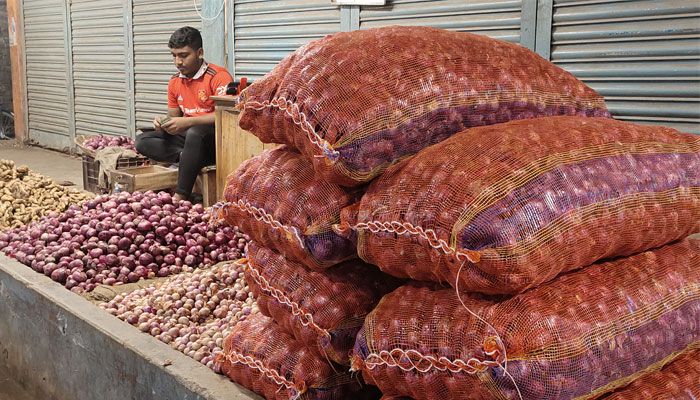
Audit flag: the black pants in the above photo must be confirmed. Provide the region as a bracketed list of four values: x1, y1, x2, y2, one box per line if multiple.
[135, 125, 215, 198]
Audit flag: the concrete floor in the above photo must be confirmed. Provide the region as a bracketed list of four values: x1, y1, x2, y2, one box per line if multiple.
[0, 140, 84, 190]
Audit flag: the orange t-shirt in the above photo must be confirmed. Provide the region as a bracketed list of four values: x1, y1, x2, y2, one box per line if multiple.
[167, 62, 233, 117]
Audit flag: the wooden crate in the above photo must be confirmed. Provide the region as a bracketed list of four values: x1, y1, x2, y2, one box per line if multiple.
[212, 96, 278, 200]
[109, 165, 178, 193]
[81, 154, 149, 194]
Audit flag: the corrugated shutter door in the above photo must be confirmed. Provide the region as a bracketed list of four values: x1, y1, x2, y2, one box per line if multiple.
[551, 0, 700, 133]
[22, 0, 71, 149]
[232, 1, 341, 81]
[359, 0, 523, 43]
[70, 0, 129, 137]
[132, 0, 200, 128]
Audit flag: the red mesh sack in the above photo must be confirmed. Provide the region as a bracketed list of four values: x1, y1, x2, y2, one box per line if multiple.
[337, 116, 700, 294]
[215, 313, 366, 400]
[602, 348, 700, 400]
[238, 26, 610, 187]
[245, 242, 402, 366]
[352, 239, 700, 400]
[222, 146, 358, 270]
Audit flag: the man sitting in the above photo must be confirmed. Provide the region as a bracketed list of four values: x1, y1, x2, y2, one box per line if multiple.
[135, 26, 233, 202]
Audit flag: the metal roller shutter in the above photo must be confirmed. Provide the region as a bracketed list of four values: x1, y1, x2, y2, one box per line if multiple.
[22, 0, 72, 149]
[232, 0, 342, 80]
[359, 0, 524, 44]
[550, 0, 700, 133]
[132, 0, 200, 128]
[70, 0, 130, 138]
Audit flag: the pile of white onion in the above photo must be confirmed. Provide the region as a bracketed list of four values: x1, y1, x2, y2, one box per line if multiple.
[100, 261, 258, 369]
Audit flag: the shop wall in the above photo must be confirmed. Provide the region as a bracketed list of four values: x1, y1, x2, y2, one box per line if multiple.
[17, 0, 699, 150]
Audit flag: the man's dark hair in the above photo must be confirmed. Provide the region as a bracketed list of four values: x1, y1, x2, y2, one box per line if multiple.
[168, 26, 203, 50]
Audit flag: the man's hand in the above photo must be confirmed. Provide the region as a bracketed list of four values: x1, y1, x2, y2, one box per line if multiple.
[161, 117, 191, 135]
[153, 116, 164, 132]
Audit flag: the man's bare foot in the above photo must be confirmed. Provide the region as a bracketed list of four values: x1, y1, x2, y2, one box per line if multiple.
[173, 193, 187, 202]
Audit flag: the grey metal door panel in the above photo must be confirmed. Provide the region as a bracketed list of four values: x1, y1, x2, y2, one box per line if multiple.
[132, 0, 200, 128]
[22, 0, 72, 149]
[550, 0, 700, 133]
[359, 0, 523, 43]
[70, 0, 129, 138]
[558, 60, 700, 78]
[232, 0, 341, 80]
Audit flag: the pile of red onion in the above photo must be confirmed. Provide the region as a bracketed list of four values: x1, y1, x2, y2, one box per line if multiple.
[100, 261, 258, 369]
[0, 191, 250, 292]
[83, 134, 136, 152]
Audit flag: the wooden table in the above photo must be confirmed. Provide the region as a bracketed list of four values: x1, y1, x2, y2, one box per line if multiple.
[212, 96, 277, 201]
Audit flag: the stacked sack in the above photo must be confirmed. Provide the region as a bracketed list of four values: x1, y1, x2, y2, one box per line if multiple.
[237, 25, 609, 187]
[339, 117, 700, 398]
[351, 241, 700, 399]
[216, 146, 394, 399]
[212, 24, 695, 400]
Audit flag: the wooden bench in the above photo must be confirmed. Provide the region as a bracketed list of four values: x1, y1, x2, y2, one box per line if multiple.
[193, 165, 217, 207]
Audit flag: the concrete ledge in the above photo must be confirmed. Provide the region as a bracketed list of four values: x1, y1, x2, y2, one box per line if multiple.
[0, 254, 260, 400]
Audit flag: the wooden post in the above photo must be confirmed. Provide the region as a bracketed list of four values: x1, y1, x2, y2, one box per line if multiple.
[7, 0, 27, 143]
[212, 96, 279, 201]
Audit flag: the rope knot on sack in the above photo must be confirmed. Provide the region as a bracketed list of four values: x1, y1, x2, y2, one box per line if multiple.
[219, 350, 308, 398]
[244, 97, 340, 162]
[246, 260, 331, 341]
[217, 200, 305, 250]
[483, 336, 506, 364]
[349, 220, 481, 263]
[364, 348, 501, 375]
[210, 201, 228, 220]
